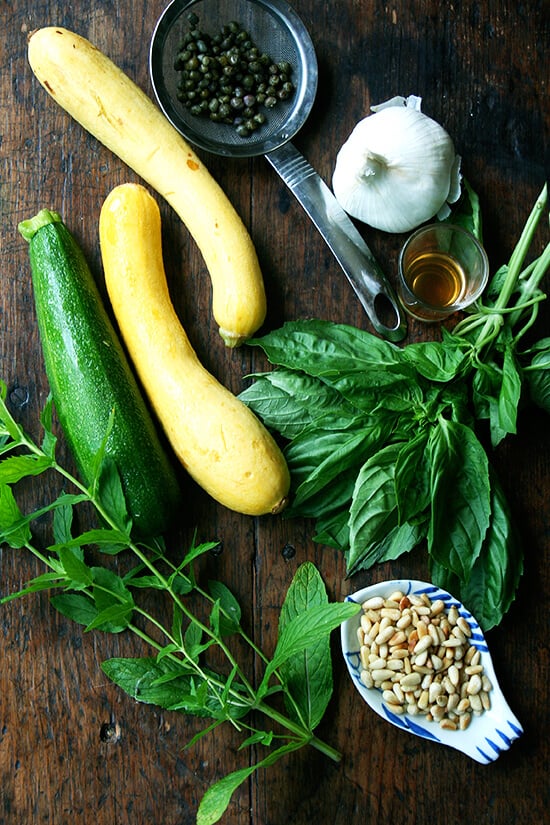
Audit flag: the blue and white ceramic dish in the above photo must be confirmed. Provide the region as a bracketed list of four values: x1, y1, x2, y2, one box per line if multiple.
[341, 579, 523, 764]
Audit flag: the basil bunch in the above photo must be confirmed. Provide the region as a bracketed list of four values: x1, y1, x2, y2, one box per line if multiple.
[241, 185, 549, 631]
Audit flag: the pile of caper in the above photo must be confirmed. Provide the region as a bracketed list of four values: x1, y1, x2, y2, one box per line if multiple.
[174, 13, 295, 138]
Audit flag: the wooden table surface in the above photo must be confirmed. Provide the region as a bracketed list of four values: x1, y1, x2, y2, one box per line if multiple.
[1, 1, 548, 823]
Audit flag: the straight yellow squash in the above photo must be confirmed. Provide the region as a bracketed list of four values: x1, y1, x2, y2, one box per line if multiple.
[99, 183, 290, 516]
[27, 26, 266, 347]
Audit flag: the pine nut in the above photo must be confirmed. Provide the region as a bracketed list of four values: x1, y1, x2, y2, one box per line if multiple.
[459, 712, 472, 730]
[400, 672, 422, 689]
[456, 698, 470, 714]
[431, 599, 446, 615]
[360, 670, 374, 689]
[457, 617, 472, 636]
[356, 589, 491, 731]
[470, 693, 483, 713]
[375, 626, 396, 645]
[381, 607, 401, 621]
[371, 668, 395, 683]
[383, 689, 400, 705]
[481, 691, 491, 711]
[397, 614, 412, 630]
[467, 674, 482, 695]
[363, 596, 385, 610]
[414, 635, 432, 654]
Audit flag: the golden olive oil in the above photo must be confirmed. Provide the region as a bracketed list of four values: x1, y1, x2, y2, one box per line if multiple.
[406, 251, 466, 308]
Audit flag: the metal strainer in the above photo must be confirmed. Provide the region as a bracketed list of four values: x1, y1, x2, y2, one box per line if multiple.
[150, 0, 407, 341]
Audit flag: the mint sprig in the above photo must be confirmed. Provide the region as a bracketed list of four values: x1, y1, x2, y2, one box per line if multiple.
[0, 381, 359, 825]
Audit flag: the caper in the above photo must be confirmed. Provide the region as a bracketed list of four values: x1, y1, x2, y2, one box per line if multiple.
[173, 13, 296, 137]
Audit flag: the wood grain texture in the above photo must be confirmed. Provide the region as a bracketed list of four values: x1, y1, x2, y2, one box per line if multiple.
[1, 1, 548, 823]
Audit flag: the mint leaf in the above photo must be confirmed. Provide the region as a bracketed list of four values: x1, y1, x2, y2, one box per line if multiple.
[208, 580, 241, 635]
[196, 742, 303, 825]
[278, 562, 333, 731]
[260, 601, 359, 695]
[0, 484, 31, 547]
[53, 503, 74, 544]
[58, 545, 93, 588]
[0, 454, 53, 483]
[95, 458, 131, 533]
[51, 592, 98, 626]
[90, 567, 134, 632]
[101, 656, 198, 709]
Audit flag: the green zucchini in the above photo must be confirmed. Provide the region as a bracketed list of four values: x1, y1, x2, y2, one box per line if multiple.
[18, 209, 182, 537]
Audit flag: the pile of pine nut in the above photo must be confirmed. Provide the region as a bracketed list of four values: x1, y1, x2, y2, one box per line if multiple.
[357, 589, 492, 731]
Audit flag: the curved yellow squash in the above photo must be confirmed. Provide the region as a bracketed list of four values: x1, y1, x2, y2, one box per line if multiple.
[27, 26, 266, 346]
[99, 183, 290, 516]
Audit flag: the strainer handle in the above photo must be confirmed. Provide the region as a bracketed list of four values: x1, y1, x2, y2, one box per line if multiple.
[265, 141, 407, 341]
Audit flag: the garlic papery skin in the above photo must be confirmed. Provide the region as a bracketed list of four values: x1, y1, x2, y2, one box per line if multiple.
[332, 97, 462, 233]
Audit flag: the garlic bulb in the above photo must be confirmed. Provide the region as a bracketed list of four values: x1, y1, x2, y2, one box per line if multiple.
[332, 96, 462, 233]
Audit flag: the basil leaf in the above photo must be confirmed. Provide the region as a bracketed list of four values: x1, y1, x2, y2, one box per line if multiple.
[240, 369, 354, 439]
[287, 466, 357, 521]
[444, 178, 483, 241]
[427, 420, 491, 581]
[248, 319, 403, 376]
[376, 518, 428, 563]
[278, 562, 333, 731]
[394, 429, 431, 524]
[430, 472, 522, 631]
[312, 508, 350, 551]
[525, 343, 550, 414]
[347, 443, 402, 573]
[497, 343, 522, 438]
[400, 334, 469, 382]
[287, 427, 379, 514]
[332, 371, 421, 414]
